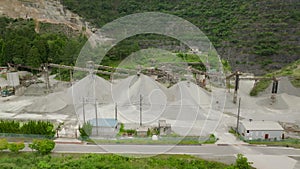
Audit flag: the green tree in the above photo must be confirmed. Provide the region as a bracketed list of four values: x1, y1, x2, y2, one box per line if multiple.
[0, 138, 8, 151]
[26, 46, 42, 68]
[29, 139, 55, 155]
[79, 122, 92, 139]
[7, 142, 25, 153]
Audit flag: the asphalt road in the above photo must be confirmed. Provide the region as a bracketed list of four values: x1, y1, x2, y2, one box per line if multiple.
[38, 143, 300, 169]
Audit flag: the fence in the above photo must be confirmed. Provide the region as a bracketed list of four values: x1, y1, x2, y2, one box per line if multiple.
[0, 133, 54, 139]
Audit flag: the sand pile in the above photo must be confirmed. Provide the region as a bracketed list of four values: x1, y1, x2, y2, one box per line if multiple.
[276, 77, 300, 97]
[112, 74, 168, 105]
[253, 77, 300, 110]
[261, 77, 300, 97]
[25, 91, 68, 113]
[68, 74, 113, 106]
[21, 73, 221, 136]
[256, 94, 289, 110]
[111, 74, 169, 124]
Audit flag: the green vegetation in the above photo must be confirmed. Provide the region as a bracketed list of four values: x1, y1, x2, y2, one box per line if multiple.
[0, 17, 86, 69]
[266, 59, 300, 88]
[235, 154, 252, 169]
[1, 139, 26, 153]
[229, 127, 239, 137]
[247, 138, 300, 149]
[79, 122, 92, 140]
[222, 59, 232, 73]
[147, 128, 160, 137]
[0, 152, 253, 169]
[7, 142, 25, 153]
[118, 123, 137, 136]
[0, 1, 298, 76]
[91, 135, 217, 145]
[249, 79, 271, 96]
[201, 134, 218, 144]
[0, 120, 55, 138]
[29, 139, 56, 155]
[61, 0, 300, 74]
[249, 59, 300, 96]
[0, 138, 8, 151]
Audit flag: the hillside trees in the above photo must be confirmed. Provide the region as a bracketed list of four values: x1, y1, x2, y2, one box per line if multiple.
[61, 0, 300, 74]
[0, 17, 86, 68]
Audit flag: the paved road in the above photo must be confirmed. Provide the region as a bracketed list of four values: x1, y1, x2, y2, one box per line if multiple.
[50, 144, 299, 155]
[40, 143, 300, 169]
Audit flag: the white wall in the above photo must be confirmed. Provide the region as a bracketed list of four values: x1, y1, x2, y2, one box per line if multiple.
[238, 123, 283, 140]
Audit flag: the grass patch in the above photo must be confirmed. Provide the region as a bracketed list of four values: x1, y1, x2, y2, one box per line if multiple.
[247, 138, 300, 149]
[92, 135, 217, 145]
[249, 79, 271, 96]
[0, 152, 232, 169]
[291, 76, 300, 88]
[249, 59, 300, 96]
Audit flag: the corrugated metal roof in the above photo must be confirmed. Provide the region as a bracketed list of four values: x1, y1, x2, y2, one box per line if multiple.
[88, 118, 118, 127]
[241, 120, 284, 131]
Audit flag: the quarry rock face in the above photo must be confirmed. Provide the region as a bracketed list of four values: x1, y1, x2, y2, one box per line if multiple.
[0, 0, 90, 33]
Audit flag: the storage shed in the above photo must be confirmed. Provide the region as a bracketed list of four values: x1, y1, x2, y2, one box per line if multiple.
[88, 118, 118, 137]
[238, 120, 284, 141]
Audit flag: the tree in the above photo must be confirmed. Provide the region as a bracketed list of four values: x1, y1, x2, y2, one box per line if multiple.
[26, 46, 42, 68]
[79, 122, 92, 139]
[0, 138, 8, 151]
[7, 142, 25, 153]
[29, 139, 55, 155]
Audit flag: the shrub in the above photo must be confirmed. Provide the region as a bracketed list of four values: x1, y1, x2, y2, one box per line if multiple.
[0, 120, 55, 138]
[79, 122, 92, 139]
[235, 154, 252, 169]
[0, 138, 8, 151]
[8, 142, 25, 153]
[29, 139, 55, 155]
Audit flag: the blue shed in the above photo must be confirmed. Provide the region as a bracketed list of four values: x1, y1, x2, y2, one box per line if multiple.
[87, 118, 118, 137]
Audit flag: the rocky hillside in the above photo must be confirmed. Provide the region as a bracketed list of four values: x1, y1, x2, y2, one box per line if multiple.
[0, 0, 92, 35]
[0, 0, 299, 75]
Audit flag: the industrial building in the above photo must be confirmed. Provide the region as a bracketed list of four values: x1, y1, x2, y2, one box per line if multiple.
[238, 120, 284, 140]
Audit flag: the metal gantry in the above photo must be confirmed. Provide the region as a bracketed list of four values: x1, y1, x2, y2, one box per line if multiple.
[226, 71, 280, 103]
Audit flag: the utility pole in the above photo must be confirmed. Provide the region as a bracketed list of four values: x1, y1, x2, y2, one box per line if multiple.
[140, 94, 142, 127]
[44, 63, 50, 93]
[82, 97, 86, 124]
[271, 78, 278, 102]
[95, 100, 98, 136]
[115, 103, 118, 121]
[233, 72, 240, 104]
[69, 69, 73, 85]
[236, 97, 241, 133]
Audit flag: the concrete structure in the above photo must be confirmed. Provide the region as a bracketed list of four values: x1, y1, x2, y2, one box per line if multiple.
[7, 72, 20, 87]
[158, 120, 171, 135]
[88, 118, 118, 138]
[238, 120, 284, 140]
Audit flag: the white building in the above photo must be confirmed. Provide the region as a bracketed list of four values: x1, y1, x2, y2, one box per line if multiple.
[238, 120, 284, 140]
